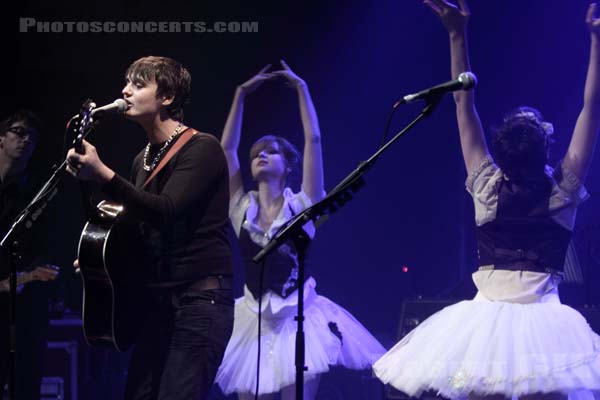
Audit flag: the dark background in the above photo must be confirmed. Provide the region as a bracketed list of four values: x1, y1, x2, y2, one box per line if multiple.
[3, 1, 600, 399]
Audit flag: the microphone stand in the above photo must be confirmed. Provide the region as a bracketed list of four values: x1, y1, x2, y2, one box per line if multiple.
[252, 95, 443, 400]
[0, 101, 97, 400]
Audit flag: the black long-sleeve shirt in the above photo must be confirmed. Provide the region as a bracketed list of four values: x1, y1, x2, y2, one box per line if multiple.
[103, 131, 232, 284]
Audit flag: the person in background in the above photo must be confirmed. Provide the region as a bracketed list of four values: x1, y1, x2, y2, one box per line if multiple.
[0, 109, 57, 400]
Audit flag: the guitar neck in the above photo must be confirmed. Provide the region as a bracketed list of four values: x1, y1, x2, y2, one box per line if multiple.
[0, 272, 33, 293]
[0, 272, 40, 293]
[16, 272, 35, 286]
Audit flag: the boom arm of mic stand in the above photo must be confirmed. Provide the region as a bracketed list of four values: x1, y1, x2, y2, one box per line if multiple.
[0, 163, 63, 248]
[252, 95, 443, 265]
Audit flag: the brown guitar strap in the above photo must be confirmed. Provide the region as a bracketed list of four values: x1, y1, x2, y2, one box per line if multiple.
[142, 128, 198, 189]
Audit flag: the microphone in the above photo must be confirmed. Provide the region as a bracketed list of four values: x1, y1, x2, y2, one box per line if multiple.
[396, 72, 477, 106]
[90, 99, 128, 116]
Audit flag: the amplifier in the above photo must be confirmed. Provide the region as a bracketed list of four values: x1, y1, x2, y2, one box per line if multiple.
[41, 377, 64, 400]
[45, 340, 78, 400]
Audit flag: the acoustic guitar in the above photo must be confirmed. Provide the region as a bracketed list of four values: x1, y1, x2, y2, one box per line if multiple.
[77, 200, 149, 352]
[74, 101, 148, 352]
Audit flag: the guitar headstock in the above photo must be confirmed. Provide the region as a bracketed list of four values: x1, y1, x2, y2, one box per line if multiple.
[30, 265, 60, 282]
[74, 99, 96, 154]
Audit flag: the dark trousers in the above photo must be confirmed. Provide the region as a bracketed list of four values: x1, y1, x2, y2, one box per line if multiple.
[124, 287, 234, 400]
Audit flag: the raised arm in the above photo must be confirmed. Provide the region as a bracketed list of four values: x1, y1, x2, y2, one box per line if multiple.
[563, 4, 600, 182]
[271, 60, 325, 202]
[221, 65, 273, 199]
[425, 0, 489, 174]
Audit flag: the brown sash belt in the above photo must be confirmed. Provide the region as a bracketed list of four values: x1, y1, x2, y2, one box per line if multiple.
[188, 275, 232, 292]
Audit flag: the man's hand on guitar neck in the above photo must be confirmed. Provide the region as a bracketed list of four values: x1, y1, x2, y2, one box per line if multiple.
[66, 140, 115, 183]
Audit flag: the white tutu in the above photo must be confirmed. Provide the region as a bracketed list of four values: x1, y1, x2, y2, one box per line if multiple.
[216, 277, 386, 395]
[373, 290, 600, 400]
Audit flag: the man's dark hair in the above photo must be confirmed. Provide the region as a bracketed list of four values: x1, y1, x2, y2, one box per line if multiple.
[492, 106, 553, 180]
[125, 56, 191, 121]
[0, 109, 42, 138]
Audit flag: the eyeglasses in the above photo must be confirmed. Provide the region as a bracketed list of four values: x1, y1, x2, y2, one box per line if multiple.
[7, 125, 38, 139]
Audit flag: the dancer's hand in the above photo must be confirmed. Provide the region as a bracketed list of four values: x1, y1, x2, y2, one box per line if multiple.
[423, 0, 470, 35]
[271, 60, 306, 89]
[587, 3, 600, 38]
[238, 64, 274, 95]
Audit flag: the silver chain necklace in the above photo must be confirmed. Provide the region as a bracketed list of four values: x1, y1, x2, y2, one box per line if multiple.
[142, 123, 184, 172]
